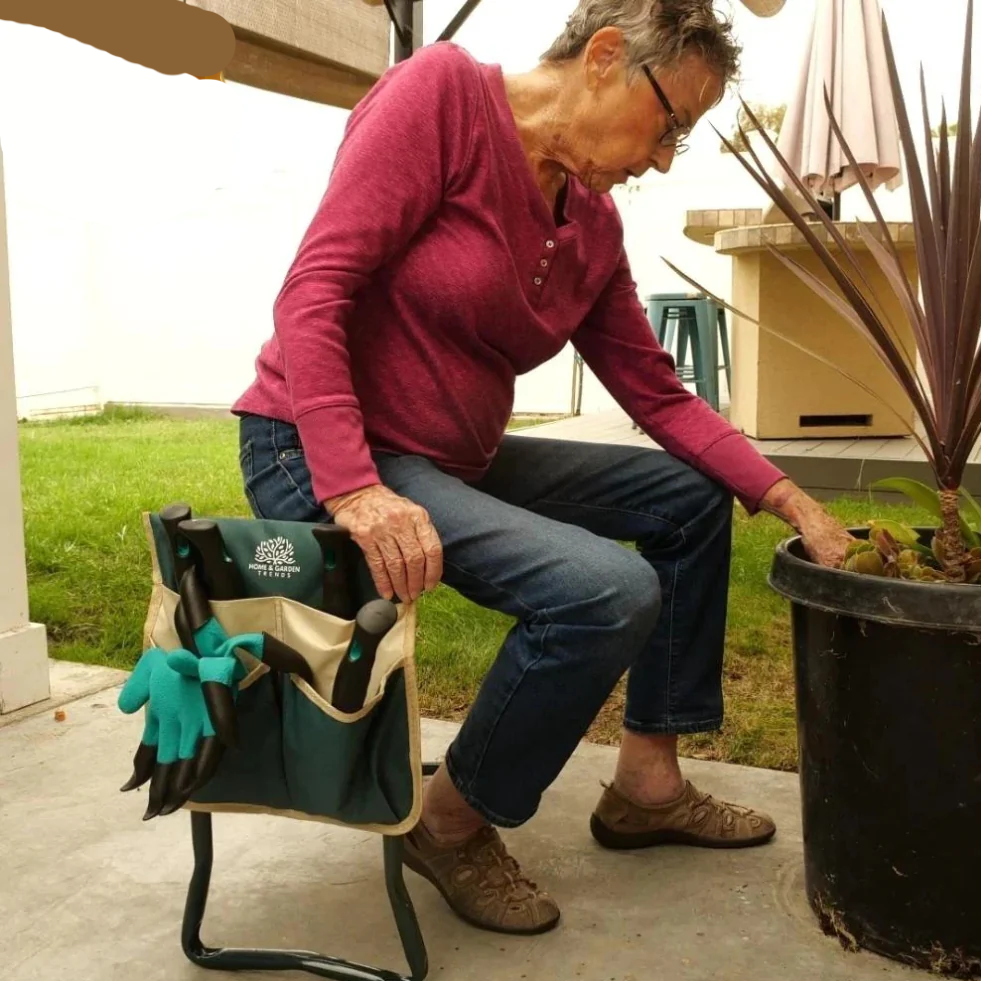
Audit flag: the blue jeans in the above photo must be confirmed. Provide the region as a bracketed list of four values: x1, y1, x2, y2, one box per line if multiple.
[237, 413, 733, 828]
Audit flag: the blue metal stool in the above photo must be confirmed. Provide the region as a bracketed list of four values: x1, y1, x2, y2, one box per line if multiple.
[643, 292, 731, 411]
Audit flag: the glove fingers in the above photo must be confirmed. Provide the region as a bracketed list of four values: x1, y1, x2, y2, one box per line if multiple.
[117, 649, 163, 713]
[203, 681, 239, 749]
[168, 649, 201, 678]
[190, 736, 224, 793]
[159, 756, 199, 816]
[172, 755, 201, 802]
[143, 763, 175, 821]
[262, 633, 315, 685]
[120, 742, 157, 792]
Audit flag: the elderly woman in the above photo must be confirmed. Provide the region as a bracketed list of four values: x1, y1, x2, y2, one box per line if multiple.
[232, 0, 850, 936]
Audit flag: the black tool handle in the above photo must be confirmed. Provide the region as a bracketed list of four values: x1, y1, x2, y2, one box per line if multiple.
[159, 502, 193, 587]
[177, 518, 243, 600]
[311, 524, 356, 619]
[177, 565, 239, 748]
[178, 564, 213, 640]
[331, 599, 399, 713]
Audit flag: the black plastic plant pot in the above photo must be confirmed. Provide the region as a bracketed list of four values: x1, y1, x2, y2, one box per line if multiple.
[769, 528, 981, 978]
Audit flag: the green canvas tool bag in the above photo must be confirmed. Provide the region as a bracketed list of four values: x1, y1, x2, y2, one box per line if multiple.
[140, 510, 424, 835]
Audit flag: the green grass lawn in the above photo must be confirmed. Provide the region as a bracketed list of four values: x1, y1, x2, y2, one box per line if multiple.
[19, 407, 937, 772]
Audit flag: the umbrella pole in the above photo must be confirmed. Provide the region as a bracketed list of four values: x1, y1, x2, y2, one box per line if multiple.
[382, 1, 487, 63]
[388, 0, 416, 62]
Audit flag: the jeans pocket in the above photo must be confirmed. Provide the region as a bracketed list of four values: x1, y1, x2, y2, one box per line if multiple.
[239, 438, 254, 480]
[238, 415, 324, 522]
[245, 456, 324, 523]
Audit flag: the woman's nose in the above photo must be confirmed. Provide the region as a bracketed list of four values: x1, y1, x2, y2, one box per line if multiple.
[651, 145, 677, 174]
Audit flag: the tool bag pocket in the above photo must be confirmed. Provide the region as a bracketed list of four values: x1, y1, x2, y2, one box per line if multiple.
[140, 513, 423, 836]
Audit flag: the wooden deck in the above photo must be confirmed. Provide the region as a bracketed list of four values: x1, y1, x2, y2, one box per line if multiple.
[514, 409, 981, 502]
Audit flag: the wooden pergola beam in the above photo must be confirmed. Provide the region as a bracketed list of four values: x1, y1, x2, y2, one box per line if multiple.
[186, 0, 390, 106]
[187, 0, 487, 104]
[221, 32, 379, 110]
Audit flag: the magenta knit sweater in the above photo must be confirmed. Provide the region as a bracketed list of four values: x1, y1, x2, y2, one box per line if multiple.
[232, 42, 785, 513]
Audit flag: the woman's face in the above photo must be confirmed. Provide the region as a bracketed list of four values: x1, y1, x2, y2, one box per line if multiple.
[561, 28, 723, 193]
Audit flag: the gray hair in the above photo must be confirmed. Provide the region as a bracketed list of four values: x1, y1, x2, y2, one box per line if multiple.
[541, 0, 741, 88]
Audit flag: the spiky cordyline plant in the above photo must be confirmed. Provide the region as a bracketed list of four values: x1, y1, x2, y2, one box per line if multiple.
[664, 0, 981, 581]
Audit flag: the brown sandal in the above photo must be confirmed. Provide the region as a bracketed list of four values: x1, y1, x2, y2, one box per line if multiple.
[590, 780, 776, 850]
[403, 822, 560, 935]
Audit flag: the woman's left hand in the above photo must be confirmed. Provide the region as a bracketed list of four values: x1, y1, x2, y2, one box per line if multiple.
[760, 478, 855, 568]
[798, 508, 855, 568]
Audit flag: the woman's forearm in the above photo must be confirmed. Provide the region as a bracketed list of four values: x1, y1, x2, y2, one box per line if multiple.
[759, 478, 813, 532]
[759, 478, 855, 567]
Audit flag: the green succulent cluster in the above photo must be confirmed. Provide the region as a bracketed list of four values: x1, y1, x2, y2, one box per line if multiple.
[841, 478, 981, 584]
[843, 521, 981, 583]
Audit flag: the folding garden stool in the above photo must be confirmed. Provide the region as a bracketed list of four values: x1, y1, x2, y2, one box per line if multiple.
[129, 505, 437, 980]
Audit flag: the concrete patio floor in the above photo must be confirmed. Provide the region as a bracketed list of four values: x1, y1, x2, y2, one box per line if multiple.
[3, 662, 919, 981]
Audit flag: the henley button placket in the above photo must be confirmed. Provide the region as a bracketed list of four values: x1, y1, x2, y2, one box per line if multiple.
[534, 238, 557, 289]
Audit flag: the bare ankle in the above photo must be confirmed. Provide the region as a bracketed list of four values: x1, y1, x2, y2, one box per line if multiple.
[420, 814, 486, 845]
[420, 763, 487, 844]
[613, 774, 685, 807]
[614, 731, 685, 805]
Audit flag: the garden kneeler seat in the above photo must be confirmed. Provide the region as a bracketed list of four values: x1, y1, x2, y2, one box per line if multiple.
[121, 505, 435, 981]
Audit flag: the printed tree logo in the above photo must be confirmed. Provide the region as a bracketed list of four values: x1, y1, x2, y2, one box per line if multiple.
[255, 537, 295, 567]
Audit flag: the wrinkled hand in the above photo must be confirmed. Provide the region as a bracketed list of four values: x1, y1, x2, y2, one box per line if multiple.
[761, 478, 854, 568]
[326, 484, 443, 603]
[798, 509, 855, 568]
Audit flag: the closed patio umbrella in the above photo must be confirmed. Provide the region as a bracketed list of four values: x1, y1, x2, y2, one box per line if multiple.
[738, 0, 786, 14]
[773, 0, 903, 212]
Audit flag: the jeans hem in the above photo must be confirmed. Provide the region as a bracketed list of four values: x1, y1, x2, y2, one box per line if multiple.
[444, 745, 533, 829]
[623, 715, 723, 735]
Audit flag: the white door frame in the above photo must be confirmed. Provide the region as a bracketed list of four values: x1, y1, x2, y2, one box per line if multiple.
[0, 139, 50, 714]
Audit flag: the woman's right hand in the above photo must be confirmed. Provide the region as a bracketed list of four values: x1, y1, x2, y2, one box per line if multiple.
[325, 485, 443, 604]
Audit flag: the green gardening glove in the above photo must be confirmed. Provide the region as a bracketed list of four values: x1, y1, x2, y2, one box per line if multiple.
[119, 621, 312, 820]
[118, 647, 253, 820]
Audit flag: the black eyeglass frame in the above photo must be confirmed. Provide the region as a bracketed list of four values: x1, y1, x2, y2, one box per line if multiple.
[642, 66, 691, 154]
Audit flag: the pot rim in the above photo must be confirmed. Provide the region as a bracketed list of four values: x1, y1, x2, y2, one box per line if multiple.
[768, 526, 981, 632]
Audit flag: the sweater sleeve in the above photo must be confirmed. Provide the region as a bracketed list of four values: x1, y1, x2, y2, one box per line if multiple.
[271, 43, 478, 504]
[572, 249, 787, 514]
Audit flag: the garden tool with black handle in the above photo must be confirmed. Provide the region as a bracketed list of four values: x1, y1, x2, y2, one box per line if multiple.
[331, 598, 400, 713]
[311, 523, 358, 619]
[310, 523, 399, 711]
[176, 517, 244, 599]
[158, 501, 195, 586]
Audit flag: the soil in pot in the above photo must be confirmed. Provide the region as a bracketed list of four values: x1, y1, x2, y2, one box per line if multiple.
[769, 528, 981, 978]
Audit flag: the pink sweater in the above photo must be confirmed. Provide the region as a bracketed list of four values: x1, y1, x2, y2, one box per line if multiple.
[232, 42, 785, 514]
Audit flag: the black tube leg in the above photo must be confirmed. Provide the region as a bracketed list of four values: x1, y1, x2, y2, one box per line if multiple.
[384, 836, 429, 981]
[178, 811, 426, 980]
[182, 812, 216, 963]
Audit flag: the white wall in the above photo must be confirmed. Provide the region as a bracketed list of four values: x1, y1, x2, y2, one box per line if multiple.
[7, 124, 916, 421]
[3, 0, 971, 421]
[7, 200, 101, 418]
[7, 124, 793, 419]
[91, 175, 329, 410]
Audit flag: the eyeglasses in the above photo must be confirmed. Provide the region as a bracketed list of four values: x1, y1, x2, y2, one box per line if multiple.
[642, 66, 691, 154]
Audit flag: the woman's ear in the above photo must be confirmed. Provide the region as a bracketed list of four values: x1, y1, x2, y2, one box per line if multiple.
[581, 26, 628, 88]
